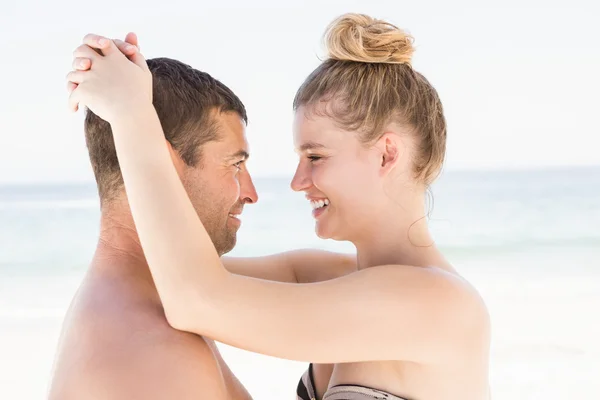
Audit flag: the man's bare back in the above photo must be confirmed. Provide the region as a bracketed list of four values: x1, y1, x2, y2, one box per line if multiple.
[48, 258, 251, 400]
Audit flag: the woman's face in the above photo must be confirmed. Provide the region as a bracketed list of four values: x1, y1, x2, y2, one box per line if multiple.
[291, 106, 387, 241]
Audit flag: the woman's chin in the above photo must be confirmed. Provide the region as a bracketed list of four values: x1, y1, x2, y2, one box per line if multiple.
[315, 222, 343, 241]
[314, 222, 330, 239]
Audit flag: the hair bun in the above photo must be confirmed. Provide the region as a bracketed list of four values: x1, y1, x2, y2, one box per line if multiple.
[324, 13, 414, 65]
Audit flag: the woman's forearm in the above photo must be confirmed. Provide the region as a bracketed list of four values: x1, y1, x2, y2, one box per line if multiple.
[110, 105, 227, 327]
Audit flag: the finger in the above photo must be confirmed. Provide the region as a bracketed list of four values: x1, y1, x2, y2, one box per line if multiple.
[72, 57, 91, 71]
[72, 44, 103, 59]
[99, 38, 121, 57]
[66, 70, 88, 84]
[82, 33, 111, 53]
[124, 32, 139, 50]
[68, 85, 81, 112]
[124, 47, 149, 72]
[66, 81, 78, 94]
[113, 39, 138, 57]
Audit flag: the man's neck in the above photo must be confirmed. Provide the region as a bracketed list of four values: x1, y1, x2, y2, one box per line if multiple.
[90, 202, 155, 286]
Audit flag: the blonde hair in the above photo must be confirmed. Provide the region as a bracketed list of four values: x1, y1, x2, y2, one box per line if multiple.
[294, 13, 446, 185]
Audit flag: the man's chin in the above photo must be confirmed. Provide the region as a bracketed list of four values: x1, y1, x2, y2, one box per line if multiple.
[217, 233, 237, 256]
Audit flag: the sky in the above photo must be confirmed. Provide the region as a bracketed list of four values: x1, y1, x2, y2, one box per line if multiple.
[0, 0, 598, 183]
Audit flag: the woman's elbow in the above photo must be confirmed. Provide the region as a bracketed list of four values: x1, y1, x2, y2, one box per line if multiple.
[160, 292, 210, 334]
[163, 306, 191, 331]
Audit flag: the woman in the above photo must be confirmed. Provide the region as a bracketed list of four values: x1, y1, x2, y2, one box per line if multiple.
[67, 13, 491, 400]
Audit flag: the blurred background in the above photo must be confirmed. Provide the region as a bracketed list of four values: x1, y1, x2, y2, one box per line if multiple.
[1, 0, 599, 398]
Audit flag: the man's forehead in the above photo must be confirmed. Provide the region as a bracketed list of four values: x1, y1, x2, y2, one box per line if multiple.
[215, 111, 246, 135]
[214, 112, 250, 158]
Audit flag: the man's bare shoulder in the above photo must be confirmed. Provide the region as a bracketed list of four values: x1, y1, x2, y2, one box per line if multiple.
[49, 279, 229, 400]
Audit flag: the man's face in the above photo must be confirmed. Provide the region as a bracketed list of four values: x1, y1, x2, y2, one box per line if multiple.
[180, 111, 258, 255]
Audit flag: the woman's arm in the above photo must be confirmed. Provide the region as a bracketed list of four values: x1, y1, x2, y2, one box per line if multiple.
[223, 249, 356, 283]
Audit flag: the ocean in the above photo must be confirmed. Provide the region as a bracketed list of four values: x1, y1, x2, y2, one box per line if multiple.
[1, 167, 599, 399]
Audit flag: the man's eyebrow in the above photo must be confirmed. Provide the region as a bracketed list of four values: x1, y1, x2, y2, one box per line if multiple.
[226, 150, 250, 161]
[297, 141, 326, 152]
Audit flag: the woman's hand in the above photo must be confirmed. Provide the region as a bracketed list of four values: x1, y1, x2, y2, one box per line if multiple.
[66, 33, 152, 123]
[69, 32, 140, 94]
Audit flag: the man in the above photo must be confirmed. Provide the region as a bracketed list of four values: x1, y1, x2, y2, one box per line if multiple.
[49, 34, 355, 399]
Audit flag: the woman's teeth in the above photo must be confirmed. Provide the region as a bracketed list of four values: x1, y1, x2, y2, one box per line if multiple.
[310, 198, 330, 209]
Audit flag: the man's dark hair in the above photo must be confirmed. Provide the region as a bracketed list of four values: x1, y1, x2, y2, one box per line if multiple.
[84, 57, 247, 206]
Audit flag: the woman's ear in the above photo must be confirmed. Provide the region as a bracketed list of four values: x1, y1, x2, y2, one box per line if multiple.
[377, 132, 403, 177]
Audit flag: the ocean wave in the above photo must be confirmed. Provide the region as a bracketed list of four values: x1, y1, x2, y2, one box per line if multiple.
[0, 199, 99, 210]
[440, 237, 600, 256]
